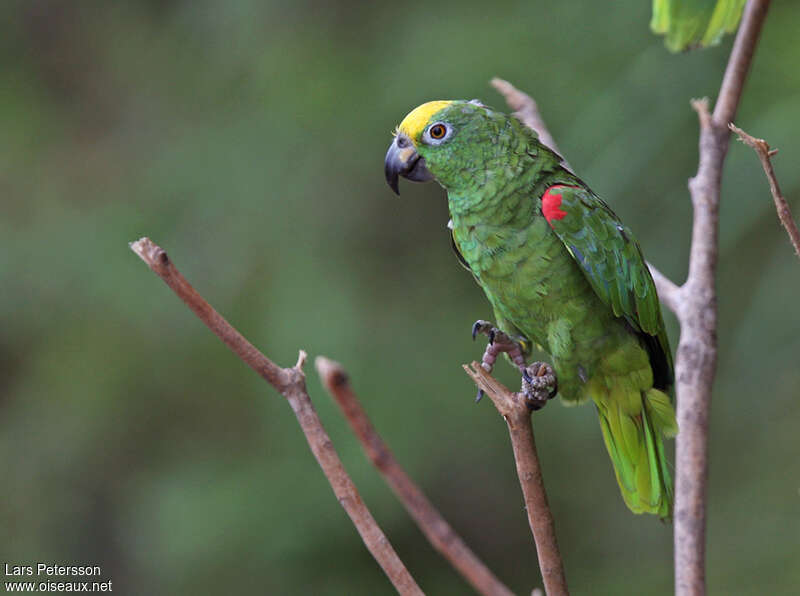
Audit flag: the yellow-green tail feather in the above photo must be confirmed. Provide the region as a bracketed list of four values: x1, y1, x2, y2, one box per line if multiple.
[595, 386, 676, 519]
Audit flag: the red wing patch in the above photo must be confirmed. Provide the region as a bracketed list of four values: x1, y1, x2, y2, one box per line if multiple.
[541, 184, 579, 227]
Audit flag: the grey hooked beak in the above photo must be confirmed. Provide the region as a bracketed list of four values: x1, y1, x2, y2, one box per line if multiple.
[384, 133, 433, 195]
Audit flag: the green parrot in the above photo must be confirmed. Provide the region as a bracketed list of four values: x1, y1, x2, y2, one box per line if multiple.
[384, 100, 678, 518]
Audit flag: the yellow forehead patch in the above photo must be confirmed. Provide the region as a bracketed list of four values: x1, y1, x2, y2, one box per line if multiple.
[397, 100, 453, 143]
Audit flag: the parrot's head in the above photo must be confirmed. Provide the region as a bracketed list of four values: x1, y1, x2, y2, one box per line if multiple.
[384, 99, 509, 196]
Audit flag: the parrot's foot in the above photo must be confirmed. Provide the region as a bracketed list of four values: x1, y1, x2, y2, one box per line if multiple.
[520, 362, 558, 411]
[471, 320, 527, 403]
[471, 320, 527, 370]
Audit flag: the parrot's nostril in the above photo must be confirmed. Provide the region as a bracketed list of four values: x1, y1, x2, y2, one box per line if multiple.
[396, 135, 409, 148]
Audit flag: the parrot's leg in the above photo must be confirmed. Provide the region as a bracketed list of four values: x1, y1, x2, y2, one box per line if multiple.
[471, 320, 527, 403]
[471, 320, 527, 372]
[471, 320, 557, 409]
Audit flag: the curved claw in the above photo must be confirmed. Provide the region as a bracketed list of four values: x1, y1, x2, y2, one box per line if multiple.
[471, 321, 481, 341]
[548, 378, 558, 400]
[471, 319, 493, 341]
[475, 389, 484, 403]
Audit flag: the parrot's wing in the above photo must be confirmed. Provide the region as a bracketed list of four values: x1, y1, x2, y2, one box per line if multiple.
[541, 184, 674, 391]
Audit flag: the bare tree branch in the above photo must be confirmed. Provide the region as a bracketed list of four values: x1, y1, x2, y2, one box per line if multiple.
[463, 362, 568, 596]
[129, 237, 423, 596]
[315, 357, 514, 596]
[712, 1, 771, 128]
[673, 96, 721, 596]
[729, 123, 800, 258]
[675, 4, 770, 595]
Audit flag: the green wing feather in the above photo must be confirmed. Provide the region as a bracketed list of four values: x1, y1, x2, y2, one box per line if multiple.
[544, 185, 674, 392]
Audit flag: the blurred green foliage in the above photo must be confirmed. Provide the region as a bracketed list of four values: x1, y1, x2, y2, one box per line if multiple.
[1, 1, 798, 594]
[651, 0, 746, 52]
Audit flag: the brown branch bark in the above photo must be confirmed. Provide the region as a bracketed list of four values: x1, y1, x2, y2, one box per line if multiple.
[129, 237, 423, 596]
[315, 357, 514, 596]
[729, 123, 800, 258]
[463, 363, 568, 596]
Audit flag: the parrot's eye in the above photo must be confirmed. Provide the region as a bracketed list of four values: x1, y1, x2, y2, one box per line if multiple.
[422, 122, 452, 145]
[429, 124, 446, 139]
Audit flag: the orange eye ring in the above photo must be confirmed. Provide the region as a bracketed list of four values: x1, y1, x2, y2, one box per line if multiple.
[429, 124, 447, 140]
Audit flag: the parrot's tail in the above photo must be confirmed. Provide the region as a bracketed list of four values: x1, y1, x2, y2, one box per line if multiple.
[594, 386, 678, 519]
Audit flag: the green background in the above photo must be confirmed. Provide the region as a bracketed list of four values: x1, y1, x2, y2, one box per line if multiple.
[2, 1, 798, 594]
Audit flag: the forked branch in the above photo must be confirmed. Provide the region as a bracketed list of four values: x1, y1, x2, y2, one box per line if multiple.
[129, 237, 423, 596]
[675, 4, 770, 595]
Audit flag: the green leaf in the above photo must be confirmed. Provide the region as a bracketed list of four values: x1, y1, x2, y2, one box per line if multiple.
[650, 0, 746, 52]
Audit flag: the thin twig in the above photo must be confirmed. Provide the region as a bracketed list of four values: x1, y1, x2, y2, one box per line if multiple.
[463, 362, 568, 596]
[315, 357, 514, 596]
[729, 123, 800, 258]
[129, 237, 423, 596]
